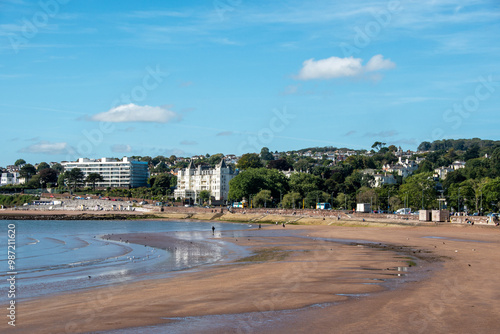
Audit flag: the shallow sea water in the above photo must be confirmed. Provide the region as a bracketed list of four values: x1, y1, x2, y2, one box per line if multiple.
[0, 220, 251, 301]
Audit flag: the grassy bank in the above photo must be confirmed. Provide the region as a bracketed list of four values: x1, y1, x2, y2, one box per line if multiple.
[0, 194, 37, 207]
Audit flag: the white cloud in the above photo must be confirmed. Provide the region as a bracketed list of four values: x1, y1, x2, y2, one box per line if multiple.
[296, 55, 395, 80]
[365, 54, 396, 72]
[111, 144, 132, 153]
[91, 104, 179, 123]
[19, 141, 72, 154]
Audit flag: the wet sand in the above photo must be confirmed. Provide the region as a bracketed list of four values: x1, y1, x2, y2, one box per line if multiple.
[2, 223, 500, 333]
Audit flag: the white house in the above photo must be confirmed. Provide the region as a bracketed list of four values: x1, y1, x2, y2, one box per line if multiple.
[174, 159, 237, 204]
[371, 173, 397, 187]
[0, 172, 20, 186]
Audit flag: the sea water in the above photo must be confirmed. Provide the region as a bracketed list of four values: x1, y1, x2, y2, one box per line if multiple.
[0, 220, 251, 301]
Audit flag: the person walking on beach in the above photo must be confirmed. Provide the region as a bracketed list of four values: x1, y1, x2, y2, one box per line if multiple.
[282, 222, 286, 228]
[212, 226, 215, 234]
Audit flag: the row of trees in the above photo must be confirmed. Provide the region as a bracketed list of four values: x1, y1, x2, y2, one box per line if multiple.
[228, 141, 500, 212]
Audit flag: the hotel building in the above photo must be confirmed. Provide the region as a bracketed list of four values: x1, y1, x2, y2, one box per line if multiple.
[61, 157, 149, 188]
[174, 159, 237, 204]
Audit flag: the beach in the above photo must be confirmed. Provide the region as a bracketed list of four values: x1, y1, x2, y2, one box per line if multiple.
[2, 216, 499, 333]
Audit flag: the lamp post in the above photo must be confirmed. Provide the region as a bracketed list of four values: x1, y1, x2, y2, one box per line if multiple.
[458, 187, 461, 214]
[421, 188, 424, 210]
[480, 190, 483, 215]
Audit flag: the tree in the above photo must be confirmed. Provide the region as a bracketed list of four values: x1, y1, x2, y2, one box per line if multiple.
[260, 147, 274, 161]
[416, 160, 434, 174]
[85, 173, 104, 191]
[150, 173, 177, 192]
[66, 168, 85, 191]
[463, 143, 480, 161]
[304, 190, 330, 208]
[19, 164, 36, 180]
[491, 147, 500, 177]
[293, 159, 313, 172]
[51, 163, 64, 173]
[199, 190, 211, 204]
[282, 191, 301, 209]
[253, 190, 272, 208]
[356, 187, 377, 204]
[57, 173, 67, 189]
[228, 168, 289, 201]
[236, 153, 263, 169]
[335, 193, 350, 210]
[418, 141, 431, 151]
[289, 173, 323, 197]
[14, 159, 26, 166]
[36, 162, 50, 172]
[39, 168, 58, 187]
[26, 174, 41, 189]
[208, 153, 224, 167]
[482, 177, 500, 212]
[398, 172, 437, 210]
[371, 141, 386, 152]
[267, 159, 292, 171]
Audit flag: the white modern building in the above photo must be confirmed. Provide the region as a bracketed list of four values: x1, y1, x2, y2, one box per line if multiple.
[61, 157, 149, 188]
[174, 159, 237, 204]
[0, 172, 20, 186]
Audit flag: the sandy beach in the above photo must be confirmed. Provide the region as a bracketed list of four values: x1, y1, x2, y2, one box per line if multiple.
[1, 216, 499, 333]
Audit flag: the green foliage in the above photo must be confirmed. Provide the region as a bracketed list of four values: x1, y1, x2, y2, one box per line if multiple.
[199, 190, 211, 204]
[39, 168, 58, 187]
[253, 189, 272, 208]
[19, 164, 36, 179]
[36, 162, 50, 172]
[0, 194, 37, 207]
[398, 172, 437, 210]
[14, 159, 26, 166]
[293, 158, 313, 172]
[228, 168, 289, 201]
[482, 177, 500, 212]
[304, 190, 330, 208]
[237, 153, 263, 169]
[267, 159, 292, 171]
[282, 191, 301, 209]
[65, 168, 85, 190]
[51, 163, 64, 173]
[260, 147, 274, 161]
[208, 153, 224, 167]
[85, 173, 104, 191]
[289, 173, 323, 197]
[150, 173, 176, 189]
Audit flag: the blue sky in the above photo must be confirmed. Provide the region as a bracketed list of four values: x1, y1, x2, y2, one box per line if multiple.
[1, 0, 499, 166]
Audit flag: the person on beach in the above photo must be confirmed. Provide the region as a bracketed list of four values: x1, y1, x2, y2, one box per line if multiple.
[282, 222, 286, 228]
[212, 226, 215, 234]
[259, 224, 262, 229]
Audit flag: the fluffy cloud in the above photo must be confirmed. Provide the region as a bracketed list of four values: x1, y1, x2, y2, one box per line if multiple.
[19, 141, 72, 154]
[91, 104, 179, 123]
[296, 55, 395, 80]
[365, 54, 397, 72]
[111, 144, 132, 153]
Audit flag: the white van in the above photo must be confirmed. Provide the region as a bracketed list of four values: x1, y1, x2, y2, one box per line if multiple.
[395, 208, 411, 215]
